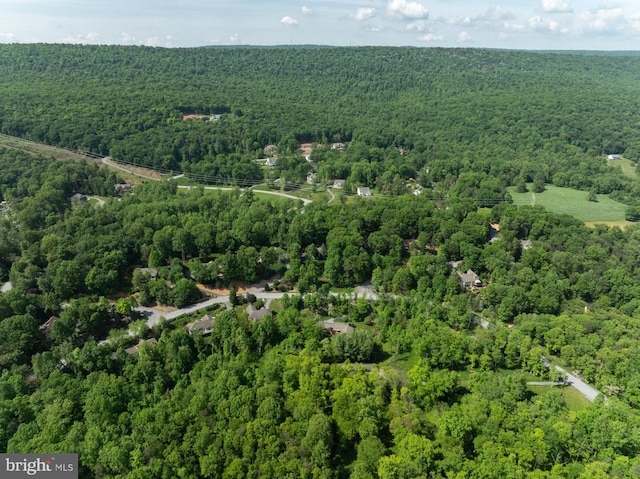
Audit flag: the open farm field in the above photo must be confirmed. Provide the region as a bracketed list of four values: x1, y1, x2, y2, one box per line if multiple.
[509, 184, 628, 222]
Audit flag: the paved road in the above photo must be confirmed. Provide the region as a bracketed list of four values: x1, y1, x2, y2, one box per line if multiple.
[251, 189, 312, 205]
[327, 187, 336, 204]
[102, 157, 312, 205]
[354, 282, 381, 301]
[136, 296, 231, 328]
[134, 291, 289, 328]
[89, 196, 105, 207]
[554, 365, 601, 402]
[477, 325, 604, 403]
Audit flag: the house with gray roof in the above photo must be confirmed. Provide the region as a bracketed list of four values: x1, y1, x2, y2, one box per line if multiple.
[125, 338, 158, 355]
[458, 269, 481, 289]
[247, 304, 272, 321]
[321, 318, 354, 335]
[186, 314, 214, 335]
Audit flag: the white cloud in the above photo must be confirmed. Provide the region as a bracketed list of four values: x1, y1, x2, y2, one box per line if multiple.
[630, 13, 640, 32]
[458, 31, 472, 43]
[165, 35, 177, 46]
[301, 6, 312, 15]
[541, 0, 572, 13]
[229, 33, 240, 43]
[60, 32, 99, 44]
[485, 6, 515, 22]
[446, 7, 514, 29]
[120, 32, 137, 44]
[405, 20, 427, 32]
[387, 0, 428, 20]
[280, 16, 299, 26]
[504, 22, 525, 32]
[0, 32, 15, 42]
[447, 16, 472, 26]
[419, 33, 443, 42]
[116, 32, 167, 46]
[576, 8, 625, 34]
[529, 16, 562, 33]
[352, 7, 376, 22]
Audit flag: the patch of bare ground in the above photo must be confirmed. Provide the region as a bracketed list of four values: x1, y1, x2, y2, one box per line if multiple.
[198, 276, 287, 296]
[0, 134, 98, 163]
[119, 163, 165, 181]
[182, 114, 208, 120]
[584, 220, 634, 230]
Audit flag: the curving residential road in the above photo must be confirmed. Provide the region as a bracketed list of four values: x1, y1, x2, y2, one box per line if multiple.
[102, 157, 312, 205]
[251, 189, 312, 205]
[89, 196, 105, 207]
[539, 356, 603, 403]
[4, 136, 606, 401]
[326, 187, 336, 204]
[135, 291, 290, 328]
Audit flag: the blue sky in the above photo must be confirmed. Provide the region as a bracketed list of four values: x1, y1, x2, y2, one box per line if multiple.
[1, 1, 640, 50]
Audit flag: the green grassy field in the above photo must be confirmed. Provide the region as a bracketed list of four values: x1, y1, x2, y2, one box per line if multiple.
[607, 156, 637, 178]
[528, 384, 591, 411]
[381, 351, 420, 382]
[252, 191, 294, 204]
[457, 369, 542, 383]
[508, 184, 629, 222]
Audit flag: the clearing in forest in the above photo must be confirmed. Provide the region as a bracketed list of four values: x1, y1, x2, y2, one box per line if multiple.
[0, 133, 95, 163]
[508, 184, 628, 223]
[607, 155, 637, 178]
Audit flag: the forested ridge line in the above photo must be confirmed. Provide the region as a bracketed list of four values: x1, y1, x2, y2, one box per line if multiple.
[2, 44, 640, 206]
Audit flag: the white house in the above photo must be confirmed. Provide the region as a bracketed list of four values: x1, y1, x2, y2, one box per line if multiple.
[357, 187, 372, 197]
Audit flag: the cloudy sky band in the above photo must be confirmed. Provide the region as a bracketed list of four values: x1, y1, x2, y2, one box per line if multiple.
[1, 0, 639, 50]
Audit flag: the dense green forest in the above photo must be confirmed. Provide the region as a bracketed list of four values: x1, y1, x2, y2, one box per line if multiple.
[2, 45, 640, 478]
[2, 45, 640, 202]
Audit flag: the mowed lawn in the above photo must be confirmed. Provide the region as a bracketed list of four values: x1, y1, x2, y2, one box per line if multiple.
[508, 184, 628, 222]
